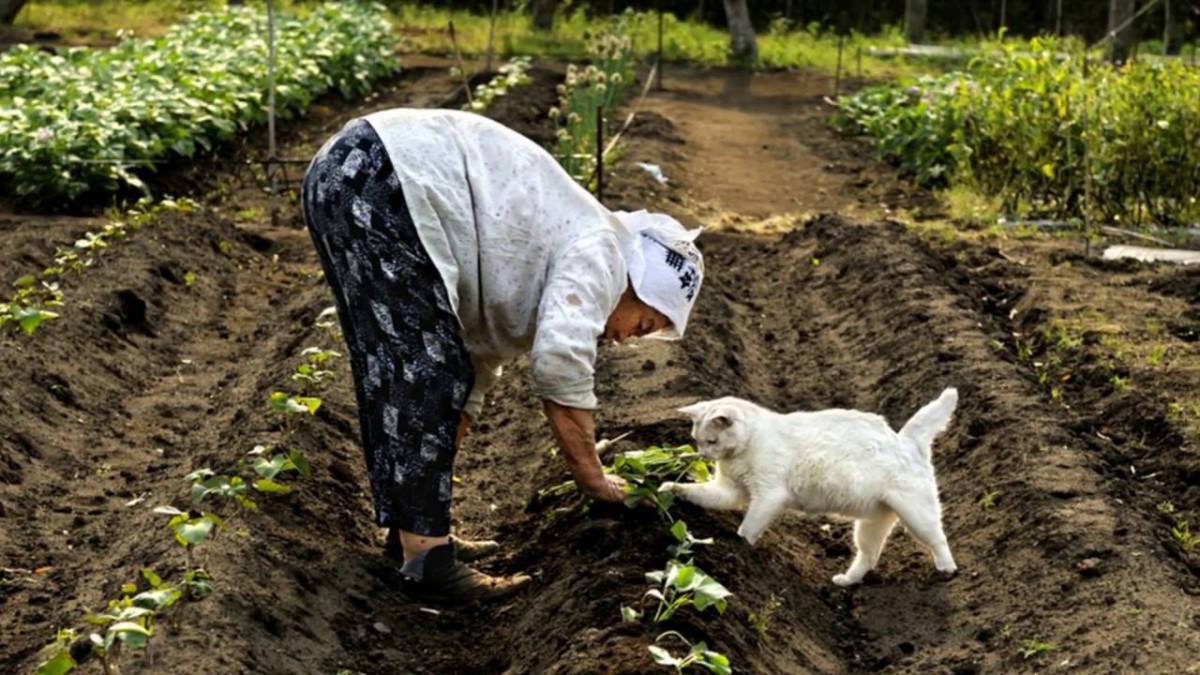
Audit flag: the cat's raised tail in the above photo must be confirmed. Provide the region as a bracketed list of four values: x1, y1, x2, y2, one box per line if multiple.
[898, 388, 959, 459]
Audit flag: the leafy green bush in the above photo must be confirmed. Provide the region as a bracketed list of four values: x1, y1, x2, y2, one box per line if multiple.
[835, 43, 1200, 224]
[0, 2, 399, 206]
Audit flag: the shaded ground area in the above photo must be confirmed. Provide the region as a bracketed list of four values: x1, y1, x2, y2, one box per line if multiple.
[1, 61, 1197, 675]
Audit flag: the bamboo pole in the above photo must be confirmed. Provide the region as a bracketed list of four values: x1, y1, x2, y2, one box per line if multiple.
[448, 21, 473, 106]
[656, 0, 664, 91]
[485, 0, 499, 73]
[267, 0, 278, 227]
[595, 106, 604, 201]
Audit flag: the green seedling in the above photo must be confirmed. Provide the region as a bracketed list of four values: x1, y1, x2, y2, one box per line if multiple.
[1147, 344, 1168, 367]
[74, 232, 109, 252]
[1172, 520, 1199, 551]
[536, 444, 711, 517]
[243, 444, 312, 494]
[667, 519, 713, 560]
[648, 631, 732, 675]
[185, 469, 256, 510]
[35, 629, 79, 675]
[153, 506, 223, 568]
[1157, 501, 1175, 514]
[315, 306, 338, 330]
[181, 569, 214, 600]
[643, 559, 732, 623]
[1018, 638, 1055, 659]
[300, 346, 342, 365]
[267, 391, 322, 431]
[608, 444, 712, 515]
[84, 591, 159, 675]
[979, 491, 1000, 509]
[292, 347, 342, 392]
[292, 363, 335, 391]
[183, 271, 197, 286]
[747, 593, 782, 642]
[1110, 375, 1128, 391]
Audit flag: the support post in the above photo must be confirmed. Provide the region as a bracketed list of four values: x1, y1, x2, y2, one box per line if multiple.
[595, 106, 604, 201]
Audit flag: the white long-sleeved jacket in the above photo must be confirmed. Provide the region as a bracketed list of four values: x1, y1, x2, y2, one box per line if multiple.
[363, 109, 631, 419]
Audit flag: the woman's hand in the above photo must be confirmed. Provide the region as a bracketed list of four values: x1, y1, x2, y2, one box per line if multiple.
[578, 473, 628, 503]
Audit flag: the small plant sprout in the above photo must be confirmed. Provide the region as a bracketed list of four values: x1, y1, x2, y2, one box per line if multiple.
[643, 559, 732, 623]
[300, 346, 342, 365]
[1147, 344, 1168, 367]
[181, 569, 215, 600]
[153, 506, 224, 568]
[185, 469, 256, 510]
[84, 596, 156, 675]
[35, 628, 79, 675]
[1157, 501, 1175, 514]
[293, 347, 341, 392]
[608, 444, 712, 514]
[267, 391, 322, 431]
[1172, 520, 1199, 551]
[183, 271, 197, 286]
[667, 519, 714, 560]
[314, 306, 338, 330]
[1110, 374, 1129, 391]
[243, 444, 312, 493]
[648, 631, 732, 675]
[979, 491, 1000, 509]
[1018, 638, 1055, 660]
[747, 593, 782, 642]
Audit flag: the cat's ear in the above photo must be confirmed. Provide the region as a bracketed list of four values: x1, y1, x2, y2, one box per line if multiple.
[709, 405, 744, 430]
[677, 401, 711, 419]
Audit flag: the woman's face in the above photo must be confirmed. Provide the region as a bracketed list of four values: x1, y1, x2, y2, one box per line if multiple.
[604, 288, 671, 342]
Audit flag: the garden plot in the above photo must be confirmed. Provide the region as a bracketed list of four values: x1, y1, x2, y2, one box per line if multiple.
[1, 57, 1197, 675]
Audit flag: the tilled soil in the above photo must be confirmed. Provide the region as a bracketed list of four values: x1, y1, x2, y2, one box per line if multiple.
[1, 60, 1197, 675]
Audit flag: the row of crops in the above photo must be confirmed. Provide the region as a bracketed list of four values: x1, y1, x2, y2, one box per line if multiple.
[0, 2, 398, 207]
[834, 41, 1200, 225]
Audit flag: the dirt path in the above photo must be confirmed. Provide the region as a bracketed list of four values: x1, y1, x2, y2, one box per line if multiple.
[2, 61, 1196, 675]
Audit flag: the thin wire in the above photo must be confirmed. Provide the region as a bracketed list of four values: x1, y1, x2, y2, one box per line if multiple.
[1091, 0, 1162, 50]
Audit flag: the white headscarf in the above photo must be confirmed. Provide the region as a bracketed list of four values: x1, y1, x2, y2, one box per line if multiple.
[612, 210, 705, 339]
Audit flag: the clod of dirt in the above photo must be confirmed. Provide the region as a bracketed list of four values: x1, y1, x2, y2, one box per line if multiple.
[1075, 557, 1104, 578]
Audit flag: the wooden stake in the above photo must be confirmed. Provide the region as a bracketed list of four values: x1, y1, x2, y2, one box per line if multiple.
[834, 33, 845, 99]
[449, 21, 473, 106]
[656, 0, 664, 91]
[1082, 55, 1092, 256]
[485, 0, 499, 73]
[595, 106, 604, 201]
[267, 0, 279, 227]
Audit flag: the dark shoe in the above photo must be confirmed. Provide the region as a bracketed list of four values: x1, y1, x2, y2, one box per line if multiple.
[384, 535, 500, 563]
[401, 543, 531, 604]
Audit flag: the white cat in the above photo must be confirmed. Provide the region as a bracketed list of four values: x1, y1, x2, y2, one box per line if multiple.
[660, 389, 959, 587]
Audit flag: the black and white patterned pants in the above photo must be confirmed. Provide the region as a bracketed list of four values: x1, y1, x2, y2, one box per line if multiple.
[301, 118, 474, 537]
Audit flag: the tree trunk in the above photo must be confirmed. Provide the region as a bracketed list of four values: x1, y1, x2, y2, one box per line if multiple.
[1106, 0, 1137, 63]
[905, 0, 928, 44]
[0, 0, 28, 25]
[1163, 0, 1184, 55]
[531, 0, 556, 32]
[721, 0, 758, 66]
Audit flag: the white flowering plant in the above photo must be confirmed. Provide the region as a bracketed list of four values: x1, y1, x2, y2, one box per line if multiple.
[0, 3, 399, 208]
[550, 24, 635, 186]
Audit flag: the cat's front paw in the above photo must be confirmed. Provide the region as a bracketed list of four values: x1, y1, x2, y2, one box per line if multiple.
[736, 527, 761, 546]
[832, 573, 861, 587]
